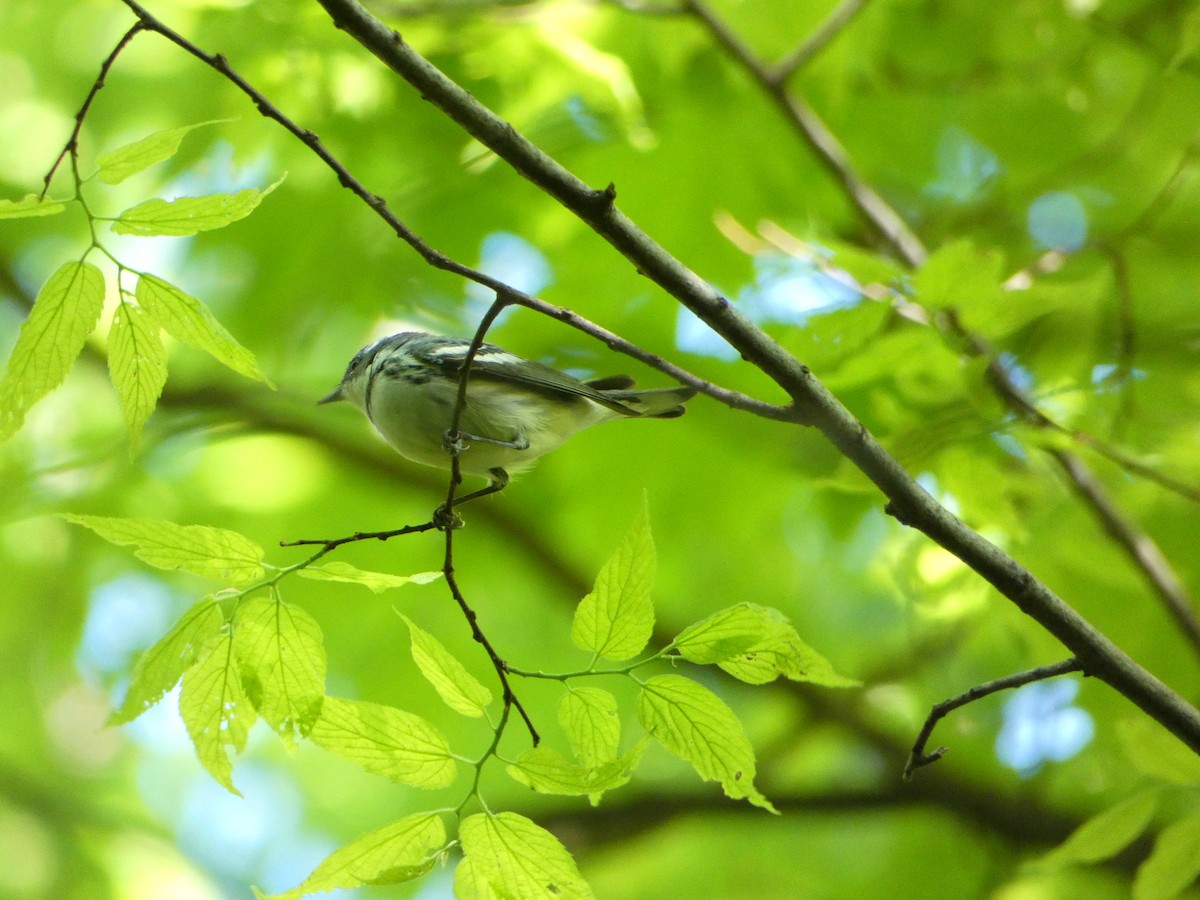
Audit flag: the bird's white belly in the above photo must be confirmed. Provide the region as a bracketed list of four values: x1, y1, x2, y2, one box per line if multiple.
[368, 376, 609, 478]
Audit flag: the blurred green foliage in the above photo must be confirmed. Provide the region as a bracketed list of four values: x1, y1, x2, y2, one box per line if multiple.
[2, 0, 1200, 897]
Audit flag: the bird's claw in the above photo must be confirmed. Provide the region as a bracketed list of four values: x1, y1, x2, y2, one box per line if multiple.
[433, 504, 464, 531]
[442, 430, 469, 455]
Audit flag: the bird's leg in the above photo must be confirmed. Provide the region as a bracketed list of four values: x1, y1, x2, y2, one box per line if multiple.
[446, 430, 530, 451]
[433, 467, 510, 529]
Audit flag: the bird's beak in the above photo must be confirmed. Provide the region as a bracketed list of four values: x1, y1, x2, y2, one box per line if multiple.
[317, 385, 344, 405]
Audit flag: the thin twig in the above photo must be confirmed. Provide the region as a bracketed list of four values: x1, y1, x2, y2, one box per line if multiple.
[41, 23, 145, 199]
[280, 522, 437, 547]
[683, 0, 928, 267]
[904, 658, 1084, 780]
[767, 0, 870, 84]
[1052, 450, 1200, 655]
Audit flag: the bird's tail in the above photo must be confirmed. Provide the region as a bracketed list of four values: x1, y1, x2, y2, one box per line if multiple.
[600, 385, 697, 419]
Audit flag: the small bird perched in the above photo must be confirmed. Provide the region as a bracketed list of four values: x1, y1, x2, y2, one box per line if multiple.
[320, 331, 696, 514]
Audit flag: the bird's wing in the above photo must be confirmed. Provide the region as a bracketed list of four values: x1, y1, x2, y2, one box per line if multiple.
[416, 339, 641, 415]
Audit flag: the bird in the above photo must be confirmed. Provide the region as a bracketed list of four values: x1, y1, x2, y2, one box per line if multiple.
[320, 331, 696, 516]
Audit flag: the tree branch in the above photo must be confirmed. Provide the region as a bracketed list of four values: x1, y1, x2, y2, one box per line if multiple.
[302, 0, 1200, 755]
[904, 658, 1084, 780]
[680, 6, 1200, 664]
[115, 0, 787, 424]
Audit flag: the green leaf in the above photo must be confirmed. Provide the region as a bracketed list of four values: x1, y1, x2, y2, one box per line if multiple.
[61, 514, 265, 584]
[0, 261, 105, 441]
[636, 674, 776, 812]
[453, 855, 498, 900]
[107, 302, 168, 452]
[234, 598, 326, 747]
[110, 178, 282, 236]
[135, 274, 271, 385]
[110, 598, 225, 724]
[674, 603, 859, 688]
[402, 615, 492, 717]
[0, 194, 68, 218]
[1134, 810, 1200, 900]
[180, 631, 257, 794]
[257, 812, 445, 900]
[458, 812, 594, 900]
[298, 562, 442, 593]
[506, 742, 646, 803]
[571, 501, 655, 661]
[912, 238, 1003, 312]
[673, 603, 780, 663]
[96, 120, 233, 185]
[1118, 719, 1200, 786]
[559, 686, 620, 768]
[1040, 790, 1161, 868]
[309, 696, 457, 789]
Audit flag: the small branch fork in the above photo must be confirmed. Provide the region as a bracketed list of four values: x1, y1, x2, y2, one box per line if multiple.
[903, 658, 1084, 781]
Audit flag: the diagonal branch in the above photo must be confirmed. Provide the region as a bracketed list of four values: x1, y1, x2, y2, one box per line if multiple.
[767, 0, 872, 84]
[304, 0, 1200, 755]
[681, 4, 1200, 658]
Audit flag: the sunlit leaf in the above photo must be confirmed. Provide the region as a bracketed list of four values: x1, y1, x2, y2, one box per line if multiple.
[458, 812, 594, 900]
[61, 514, 265, 584]
[298, 562, 441, 593]
[0, 261, 105, 441]
[107, 301, 167, 452]
[559, 686, 621, 768]
[96, 119, 233, 184]
[571, 500, 655, 661]
[234, 597, 326, 746]
[111, 178, 282, 236]
[403, 615, 492, 717]
[180, 631, 256, 794]
[0, 194, 68, 218]
[309, 696, 456, 788]
[256, 812, 445, 900]
[110, 597, 224, 724]
[673, 603, 859, 688]
[636, 674, 776, 812]
[135, 273, 271, 384]
[506, 741, 646, 804]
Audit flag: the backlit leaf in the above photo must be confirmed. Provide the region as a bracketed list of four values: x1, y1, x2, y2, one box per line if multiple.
[559, 686, 620, 768]
[96, 120, 232, 184]
[637, 674, 776, 812]
[257, 813, 445, 900]
[234, 598, 326, 746]
[107, 301, 167, 452]
[111, 178, 281, 236]
[0, 194, 68, 218]
[136, 273, 270, 384]
[458, 812, 594, 900]
[309, 696, 456, 788]
[62, 514, 265, 584]
[298, 562, 441, 593]
[403, 615, 492, 717]
[110, 597, 224, 724]
[180, 631, 256, 794]
[571, 500, 655, 661]
[0, 261, 105, 441]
